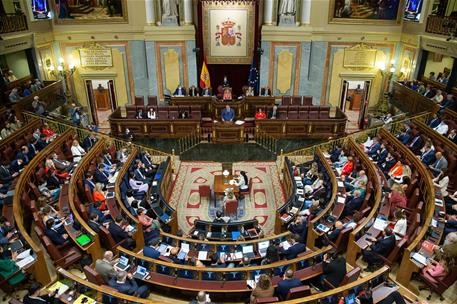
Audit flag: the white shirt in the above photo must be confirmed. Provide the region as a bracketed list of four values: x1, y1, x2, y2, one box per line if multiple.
[71, 145, 86, 162]
[393, 218, 407, 240]
[148, 111, 156, 119]
[434, 175, 449, 197]
[235, 176, 248, 190]
[434, 122, 449, 135]
[129, 178, 149, 192]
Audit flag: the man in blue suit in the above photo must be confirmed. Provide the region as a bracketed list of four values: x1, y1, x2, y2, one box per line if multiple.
[281, 234, 306, 260]
[277, 269, 302, 300]
[9, 158, 24, 176]
[84, 172, 96, 192]
[28, 138, 39, 159]
[362, 227, 396, 271]
[143, 238, 161, 259]
[82, 133, 97, 151]
[16, 146, 30, 165]
[95, 163, 109, 185]
[366, 138, 381, 158]
[173, 85, 187, 96]
[373, 143, 388, 163]
[134, 161, 151, 183]
[221, 105, 235, 122]
[342, 190, 364, 217]
[109, 271, 149, 298]
[427, 114, 441, 129]
[420, 145, 435, 166]
[408, 134, 423, 155]
[44, 219, 69, 246]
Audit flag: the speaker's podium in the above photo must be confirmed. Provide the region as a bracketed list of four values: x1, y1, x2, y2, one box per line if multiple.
[213, 121, 244, 143]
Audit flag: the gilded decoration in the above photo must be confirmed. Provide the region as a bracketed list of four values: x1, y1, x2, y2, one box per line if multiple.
[52, 0, 128, 24]
[276, 49, 294, 94]
[328, 0, 403, 25]
[78, 43, 113, 71]
[343, 43, 378, 69]
[202, 0, 256, 64]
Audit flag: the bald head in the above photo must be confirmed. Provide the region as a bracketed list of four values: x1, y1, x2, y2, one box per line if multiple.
[170, 247, 179, 256]
[104, 251, 114, 261]
[285, 269, 294, 279]
[335, 221, 343, 230]
[197, 291, 207, 303]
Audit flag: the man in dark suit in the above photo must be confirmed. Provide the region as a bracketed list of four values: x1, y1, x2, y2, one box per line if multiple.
[373, 143, 388, 163]
[260, 87, 271, 96]
[108, 215, 135, 250]
[408, 134, 423, 155]
[95, 164, 109, 185]
[379, 153, 396, 175]
[88, 213, 102, 234]
[448, 129, 457, 144]
[429, 152, 448, 177]
[188, 85, 199, 97]
[44, 219, 69, 246]
[84, 172, 96, 192]
[424, 86, 436, 98]
[16, 146, 30, 165]
[143, 238, 161, 259]
[51, 152, 71, 172]
[324, 221, 344, 245]
[277, 269, 302, 300]
[288, 216, 307, 244]
[173, 85, 187, 96]
[36, 133, 48, 150]
[342, 190, 364, 217]
[320, 252, 347, 290]
[427, 114, 441, 129]
[202, 86, 212, 96]
[108, 271, 149, 298]
[28, 138, 39, 159]
[366, 138, 381, 158]
[82, 133, 97, 151]
[281, 234, 306, 260]
[134, 161, 151, 183]
[362, 227, 396, 271]
[420, 145, 436, 166]
[9, 158, 24, 176]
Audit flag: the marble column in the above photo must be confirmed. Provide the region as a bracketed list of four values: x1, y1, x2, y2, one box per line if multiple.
[145, 0, 156, 25]
[183, 0, 193, 25]
[300, 0, 311, 25]
[263, 0, 274, 25]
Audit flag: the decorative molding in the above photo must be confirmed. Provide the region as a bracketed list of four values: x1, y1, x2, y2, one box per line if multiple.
[269, 42, 301, 95]
[276, 50, 294, 94]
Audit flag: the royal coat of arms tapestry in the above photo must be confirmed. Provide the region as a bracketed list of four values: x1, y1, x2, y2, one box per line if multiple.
[202, 0, 255, 64]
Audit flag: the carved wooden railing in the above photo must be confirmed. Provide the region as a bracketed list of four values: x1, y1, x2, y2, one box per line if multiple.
[0, 14, 28, 34]
[426, 15, 457, 36]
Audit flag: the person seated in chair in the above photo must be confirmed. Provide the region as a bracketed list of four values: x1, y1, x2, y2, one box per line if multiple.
[320, 251, 347, 290]
[202, 86, 212, 97]
[341, 190, 364, 217]
[143, 238, 161, 259]
[221, 105, 235, 122]
[109, 270, 149, 298]
[23, 282, 61, 304]
[174, 84, 187, 97]
[213, 210, 225, 223]
[362, 227, 396, 272]
[234, 171, 249, 192]
[44, 218, 69, 246]
[255, 108, 266, 120]
[88, 212, 102, 234]
[276, 269, 302, 300]
[188, 85, 200, 97]
[135, 108, 146, 119]
[108, 215, 136, 250]
[280, 234, 306, 260]
[95, 250, 118, 282]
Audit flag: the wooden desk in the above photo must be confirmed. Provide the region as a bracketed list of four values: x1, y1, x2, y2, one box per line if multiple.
[213, 122, 244, 143]
[214, 175, 239, 194]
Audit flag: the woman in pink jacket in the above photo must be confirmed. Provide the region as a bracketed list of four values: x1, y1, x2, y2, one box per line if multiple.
[421, 257, 448, 283]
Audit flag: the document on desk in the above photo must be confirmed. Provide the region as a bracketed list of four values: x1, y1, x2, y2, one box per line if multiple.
[246, 280, 255, 289]
[337, 196, 346, 204]
[431, 219, 438, 228]
[181, 243, 190, 253]
[198, 251, 208, 260]
[234, 251, 243, 259]
[435, 199, 443, 207]
[294, 176, 302, 181]
[411, 252, 428, 266]
[373, 218, 388, 231]
[281, 240, 291, 251]
[337, 181, 344, 188]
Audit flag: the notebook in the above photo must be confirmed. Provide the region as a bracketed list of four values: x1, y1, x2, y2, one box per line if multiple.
[258, 241, 270, 257]
[9, 240, 23, 252]
[76, 234, 91, 246]
[373, 218, 388, 231]
[47, 281, 70, 296]
[115, 256, 130, 271]
[198, 251, 208, 260]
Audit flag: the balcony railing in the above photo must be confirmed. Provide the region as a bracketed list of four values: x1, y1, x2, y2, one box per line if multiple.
[0, 14, 28, 34]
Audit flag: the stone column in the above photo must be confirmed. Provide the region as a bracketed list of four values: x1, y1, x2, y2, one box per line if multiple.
[145, 0, 156, 25]
[300, 0, 311, 25]
[183, 0, 193, 25]
[263, 0, 274, 25]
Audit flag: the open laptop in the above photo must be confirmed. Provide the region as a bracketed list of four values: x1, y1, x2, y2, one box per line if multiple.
[316, 223, 330, 233]
[345, 293, 356, 304]
[258, 241, 269, 257]
[133, 265, 148, 279]
[114, 256, 130, 271]
[242, 245, 255, 258]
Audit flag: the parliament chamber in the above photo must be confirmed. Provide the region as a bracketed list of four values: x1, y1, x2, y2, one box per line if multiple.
[2, 0, 457, 303]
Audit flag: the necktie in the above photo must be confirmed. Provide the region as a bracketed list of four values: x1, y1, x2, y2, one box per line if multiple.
[138, 169, 145, 179]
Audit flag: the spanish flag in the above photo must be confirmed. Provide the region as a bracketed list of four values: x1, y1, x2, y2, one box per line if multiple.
[199, 59, 211, 89]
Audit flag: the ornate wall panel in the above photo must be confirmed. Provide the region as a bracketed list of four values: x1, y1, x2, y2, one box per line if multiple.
[155, 42, 188, 98]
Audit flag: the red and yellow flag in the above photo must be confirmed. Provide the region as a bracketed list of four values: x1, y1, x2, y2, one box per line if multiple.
[199, 59, 211, 89]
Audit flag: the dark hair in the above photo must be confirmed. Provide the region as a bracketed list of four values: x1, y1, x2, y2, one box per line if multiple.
[148, 238, 160, 247]
[265, 245, 280, 263]
[29, 282, 43, 295]
[115, 215, 123, 223]
[216, 211, 222, 218]
[45, 218, 54, 229]
[85, 172, 93, 179]
[90, 213, 98, 221]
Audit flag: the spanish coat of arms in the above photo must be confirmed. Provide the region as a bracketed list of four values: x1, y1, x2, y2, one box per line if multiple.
[215, 18, 242, 46]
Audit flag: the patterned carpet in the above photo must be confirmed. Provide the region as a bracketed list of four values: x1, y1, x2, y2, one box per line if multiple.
[169, 162, 285, 235]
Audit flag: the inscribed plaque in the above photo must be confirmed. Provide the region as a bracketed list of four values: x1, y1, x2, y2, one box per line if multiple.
[79, 48, 113, 67]
[343, 49, 377, 68]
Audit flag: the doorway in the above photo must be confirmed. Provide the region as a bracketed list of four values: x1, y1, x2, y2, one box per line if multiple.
[85, 79, 117, 131]
[340, 80, 371, 132]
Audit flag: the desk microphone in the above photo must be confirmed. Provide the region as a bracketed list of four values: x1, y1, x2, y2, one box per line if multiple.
[172, 272, 179, 284]
[220, 275, 227, 288]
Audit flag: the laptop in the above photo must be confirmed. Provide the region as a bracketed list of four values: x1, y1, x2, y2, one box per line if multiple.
[242, 245, 255, 258]
[64, 214, 74, 226]
[345, 294, 356, 304]
[115, 256, 130, 271]
[106, 192, 115, 199]
[316, 223, 330, 233]
[133, 265, 148, 279]
[9, 240, 24, 252]
[258, 241, 269, 257]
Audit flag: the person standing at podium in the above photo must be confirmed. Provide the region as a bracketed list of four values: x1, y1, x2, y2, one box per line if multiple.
[221, 105, 235, 122]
